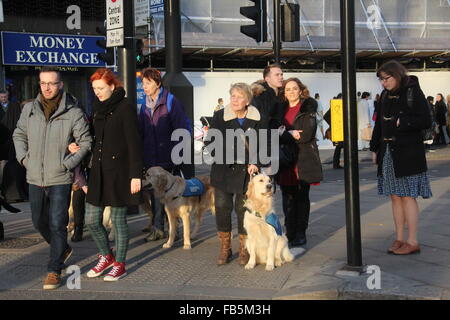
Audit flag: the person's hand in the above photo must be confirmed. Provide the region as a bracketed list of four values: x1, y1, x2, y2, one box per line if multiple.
[131, 178, 141, 194]
[82, 186, 88, 194]
[372, 152, 377, 164]
[289, 130, 303, 140]
[68, 143, 80, 154]
[248, 164, 259, 175]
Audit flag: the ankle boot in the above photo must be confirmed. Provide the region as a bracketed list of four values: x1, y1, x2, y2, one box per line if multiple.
[71, 226, 83, 242]
[217, 231, 232, 265]
[238, 234, 250, 265]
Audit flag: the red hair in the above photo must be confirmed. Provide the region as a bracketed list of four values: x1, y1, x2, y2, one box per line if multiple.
[90, 68, 123, 88]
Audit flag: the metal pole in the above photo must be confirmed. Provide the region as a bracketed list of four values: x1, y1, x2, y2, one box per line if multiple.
[273, 0, 281, 63]
[340, 0, 363, 270]
[117, 0, 136, 107]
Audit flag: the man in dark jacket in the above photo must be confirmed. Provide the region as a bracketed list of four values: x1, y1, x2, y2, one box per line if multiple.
[251, 64, 284, 130]
[13, 67, 92, 290]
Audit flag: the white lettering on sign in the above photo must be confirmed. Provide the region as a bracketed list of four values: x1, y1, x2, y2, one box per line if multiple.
[29, 36, 85, 50]
[15, 50, 99, 65]
[66, 5, 81, 30]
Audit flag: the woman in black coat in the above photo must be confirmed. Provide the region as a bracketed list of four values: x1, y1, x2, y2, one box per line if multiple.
[206, 82, 266, 266]
[84, 68, 143, 281]
[370, 60, 432, 256]
[277, 78, 322, 247]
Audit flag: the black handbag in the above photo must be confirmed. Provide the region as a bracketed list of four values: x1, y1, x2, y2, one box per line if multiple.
[279, 143, 297, 171]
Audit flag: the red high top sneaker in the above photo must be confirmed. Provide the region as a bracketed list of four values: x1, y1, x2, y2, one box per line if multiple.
[104, 262, 127, 281]
[86, 254, 115, 278]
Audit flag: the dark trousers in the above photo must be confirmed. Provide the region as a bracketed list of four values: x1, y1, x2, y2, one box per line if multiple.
[29, 184, 71, 274]
[333, 142, 343, 167]
[281, 181, 311, 242]
[214, 188, 246, 235]
[72, 189, 85, 229]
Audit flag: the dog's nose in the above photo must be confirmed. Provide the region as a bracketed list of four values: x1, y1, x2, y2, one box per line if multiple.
[266, 184, 273, 190]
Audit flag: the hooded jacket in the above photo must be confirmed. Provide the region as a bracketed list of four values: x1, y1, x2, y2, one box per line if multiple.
[370, 75, 431, 178]
[13, 92, 92, 186]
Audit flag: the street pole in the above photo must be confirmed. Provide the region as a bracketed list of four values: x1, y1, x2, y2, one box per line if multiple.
[273, 0, 281, 63]
[117, 0, 136, 107]
[339, 0, 363, 273]
[163, 0, 194, 178]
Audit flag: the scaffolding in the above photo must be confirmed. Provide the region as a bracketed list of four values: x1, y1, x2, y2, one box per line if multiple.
[147, 0, 450, 57]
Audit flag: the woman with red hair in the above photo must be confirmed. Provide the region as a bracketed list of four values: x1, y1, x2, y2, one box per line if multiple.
[84, 68, 143, 281]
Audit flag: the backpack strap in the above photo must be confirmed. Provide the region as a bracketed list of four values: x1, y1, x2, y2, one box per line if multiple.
[167, 92, 174, 113]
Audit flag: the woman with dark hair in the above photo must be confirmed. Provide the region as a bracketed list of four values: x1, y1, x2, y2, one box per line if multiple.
[435, 93, 449, 145]
[84, 68, 143, 281]
[370, 60, 432, 255]
[138, 67, 191, 241]
[277, 78, 322, 247]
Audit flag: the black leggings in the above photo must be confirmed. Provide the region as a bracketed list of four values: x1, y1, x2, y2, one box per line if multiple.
[281, 181, 311, 242]
[72, 189, 86, 229]
[214, 188, 247, 235]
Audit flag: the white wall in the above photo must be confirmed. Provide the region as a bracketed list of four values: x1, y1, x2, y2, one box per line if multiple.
[184, 71, 450, 148]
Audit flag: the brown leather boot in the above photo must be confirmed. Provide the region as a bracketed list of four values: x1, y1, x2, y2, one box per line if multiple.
[217, 232, 232, 265]
[238, 234, 250, 265]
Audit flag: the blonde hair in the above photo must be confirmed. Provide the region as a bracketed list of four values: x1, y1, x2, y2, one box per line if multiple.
[229, 83, 253, 104]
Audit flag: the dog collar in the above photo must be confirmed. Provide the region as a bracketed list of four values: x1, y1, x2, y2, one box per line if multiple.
[244, 206, 262, 218]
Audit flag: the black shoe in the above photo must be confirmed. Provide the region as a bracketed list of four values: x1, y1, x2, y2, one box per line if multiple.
[291, 233, 307, 247]
[71, 227, 83, 242]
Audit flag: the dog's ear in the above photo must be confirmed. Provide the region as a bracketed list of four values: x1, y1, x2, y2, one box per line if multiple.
[157, 174, 168, 190]
[246, 178, 255, 200]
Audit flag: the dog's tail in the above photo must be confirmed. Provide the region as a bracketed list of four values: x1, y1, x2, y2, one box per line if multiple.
[283, 247, 294, 263]
[197, 175, 216, 216]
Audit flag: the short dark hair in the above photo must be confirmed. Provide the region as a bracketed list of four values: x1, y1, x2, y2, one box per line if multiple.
[0, 89, 7, 95]
[314, 93, 320, 99]
[427, 96, 434, 102]
[141, 67, 162, 87]
[263, 63, 282, 79]
[39, 66, 62, 81]
[361, 92, 370, 99]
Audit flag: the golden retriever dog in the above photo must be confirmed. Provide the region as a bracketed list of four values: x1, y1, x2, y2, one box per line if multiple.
[143, 166, 215, 250]
[244, 174, 294, 271]
[68, 192, 114, 241]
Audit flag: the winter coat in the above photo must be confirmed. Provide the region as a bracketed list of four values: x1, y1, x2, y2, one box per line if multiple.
[251, 81, 285, 130]
[435, 100, 448, 126]
[86, 89, 143, 207]
[279, 97, 323, 185]
[370, 76, 431, 178]
[207, 104, 267, 194]
[138, 87, 191, 170]
[13, 92, 92, 187]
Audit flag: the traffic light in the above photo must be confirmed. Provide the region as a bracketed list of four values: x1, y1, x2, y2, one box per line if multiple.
[281, 3, 300, 42]
[95, 25, 116, 66]
[240, 0, 267, 43]
[136, 39, 144, 65]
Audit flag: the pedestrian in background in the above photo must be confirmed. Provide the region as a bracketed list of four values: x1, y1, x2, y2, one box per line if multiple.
[435, 93, 449, 145]
[85, 68, 143, 281]
[206, 82, 266, 266]
[138, 67, 191, 241]
[278, 78, 322, 247]
[13, 66, 92, 289]
[370, 60, 432, 255]
[358, 92, 371, 150]
[314, 93, 325, 140]
[214, 98, 224, 112]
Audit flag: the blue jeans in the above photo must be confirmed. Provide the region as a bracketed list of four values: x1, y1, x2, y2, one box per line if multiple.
[29, 184, 71, 274]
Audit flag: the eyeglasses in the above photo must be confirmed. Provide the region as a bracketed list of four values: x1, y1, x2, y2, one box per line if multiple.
[378, 76, 392, 82]
[39, 81, 60, 88]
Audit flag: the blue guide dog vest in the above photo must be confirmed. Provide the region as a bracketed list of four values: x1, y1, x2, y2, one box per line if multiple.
[182, 178, 205, 197]
[265, 213, 283, 236]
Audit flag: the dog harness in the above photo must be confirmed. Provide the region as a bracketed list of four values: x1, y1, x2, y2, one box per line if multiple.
[182, 178, 205, 197]
[244, 206, 283, 236]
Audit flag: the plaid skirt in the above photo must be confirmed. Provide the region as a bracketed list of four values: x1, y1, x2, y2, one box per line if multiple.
[377, 147, 432, 199]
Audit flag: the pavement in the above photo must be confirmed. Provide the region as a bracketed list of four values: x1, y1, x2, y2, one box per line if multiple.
[0, 145, 449, 300]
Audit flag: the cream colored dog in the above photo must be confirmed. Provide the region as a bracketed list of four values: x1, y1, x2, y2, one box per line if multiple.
[244, 174, 294, 271]
[143, 166, 215, 250]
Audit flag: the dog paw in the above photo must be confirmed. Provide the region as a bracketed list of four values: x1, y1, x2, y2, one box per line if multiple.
[275, 260, 282, 267]
[245, 263, 255, 270]
[162, 242, 172, 249]
[265, 264, 275, 271]
[183, 244, 192, 250]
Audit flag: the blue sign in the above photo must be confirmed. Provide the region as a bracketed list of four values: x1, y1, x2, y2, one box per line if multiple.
[150, 0, 164, 14]
[136, 75, 146, 113]
[1, 32, 106, 67]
